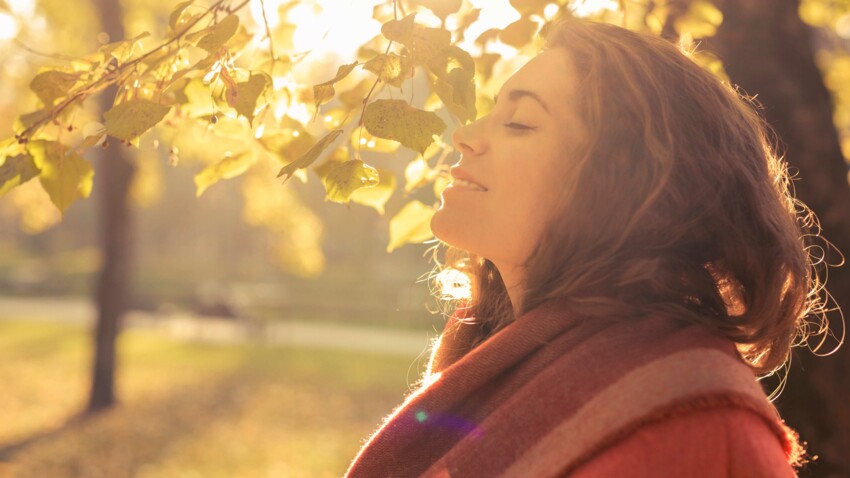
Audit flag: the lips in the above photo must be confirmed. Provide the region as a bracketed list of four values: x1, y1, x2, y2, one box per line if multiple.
[449, 167, 488, 191]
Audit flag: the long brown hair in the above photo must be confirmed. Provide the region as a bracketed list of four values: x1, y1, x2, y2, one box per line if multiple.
[425, 19, 841, 387]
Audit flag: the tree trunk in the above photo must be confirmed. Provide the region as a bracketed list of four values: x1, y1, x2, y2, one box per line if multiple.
[688, 1, 850, 476]
[87, 0, 134, 414]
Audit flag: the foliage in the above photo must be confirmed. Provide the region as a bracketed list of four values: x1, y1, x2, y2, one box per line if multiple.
[2, 0, 848, 255]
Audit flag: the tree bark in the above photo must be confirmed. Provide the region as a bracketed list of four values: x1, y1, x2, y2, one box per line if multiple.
[87, 0, 134, 414]
[694, 1, 850, 476]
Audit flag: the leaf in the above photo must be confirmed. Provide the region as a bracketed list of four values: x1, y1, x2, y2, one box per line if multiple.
[169, 1, 194, 32]
[351, 126, 400, 153]
[313, 62, 359, 111]
[277, 129, 344, 183]
[78, 122, 107, 150]
[29, 70, 78, 107]
[232, 73, 271, 123]
[674, 0, 723, 39]
[428, 46, 477, 123]
[318, 159, 380, 204]
[196, 14, 240, 53]
[28, 140, 93, 213]
[382, 14, 451, 64]
[509, 0, 549, 16]
[363, 99, 447, 154]
[404, 157, 430, 193]
[364, 53, 412, 88]
[350, 168, 396, 214]
[100, 31, 150, 63]
[500, 16, 539, 48]
[104, 99, 170, 141]
[420, 0, 462, 20]
[0, 154, 40, 196]
[387, 200, 435, 252]
[194, 150, 255, 197]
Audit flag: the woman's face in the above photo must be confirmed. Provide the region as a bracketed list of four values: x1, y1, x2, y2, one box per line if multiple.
[431, 49, 584, 277]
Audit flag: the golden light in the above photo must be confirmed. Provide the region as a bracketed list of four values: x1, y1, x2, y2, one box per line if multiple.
[571, 0, 619, 17]
[0, 13, 18, 41]
[436, 268, 472, 301]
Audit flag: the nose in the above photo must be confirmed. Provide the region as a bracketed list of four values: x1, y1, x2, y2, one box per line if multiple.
[451, 118, 487, 157]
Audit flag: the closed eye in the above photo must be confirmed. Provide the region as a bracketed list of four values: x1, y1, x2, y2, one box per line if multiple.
[504, 122, 536, 131]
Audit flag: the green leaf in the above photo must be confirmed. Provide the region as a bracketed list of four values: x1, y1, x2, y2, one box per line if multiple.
[387, 200, 435, 252]
[104, 99, 170, 141]
[232, 73, 271, 123]
[500, 16, 539, 48]
[169, 1, 194, 32]
[364, 53, 412, 88]
[350, 168, 396, 215]
[29, 70, 79, 107]
[364, 99, 446, 154]
[313, 62, 359, 111]
[27, 140, 93, 213]
[277, 129, 344, 183]
[318, 159, 380, 204]
[0, 154, 40, 196]
[195, 15, 240, 53]
[194, 151, 255, 197]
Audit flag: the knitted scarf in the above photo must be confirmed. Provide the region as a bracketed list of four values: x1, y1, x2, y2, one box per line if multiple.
[345, 296, 804, 477]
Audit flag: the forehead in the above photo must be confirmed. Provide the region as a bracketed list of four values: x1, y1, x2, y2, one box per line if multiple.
[499, 49, 575, 108]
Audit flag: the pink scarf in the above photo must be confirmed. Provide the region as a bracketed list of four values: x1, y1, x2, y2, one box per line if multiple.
[345, 296, 803, 477]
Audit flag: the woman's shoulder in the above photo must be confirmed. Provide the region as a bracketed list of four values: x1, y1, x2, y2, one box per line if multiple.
[568, 406, 798, 478]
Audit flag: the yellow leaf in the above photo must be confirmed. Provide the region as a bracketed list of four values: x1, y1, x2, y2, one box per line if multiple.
[350, 168, 396, 215]
[675, 0, 723, 39]
[169, 1, 194, 32]
[29, 70, 79, 107]
[277, 129, 344, 183]
[194, 150, 255, 197]
[318, 159, 380, 204]
[313, 62, 359, 111]
[387, 200, 435, 252]
[233, 73, 271, 123]
[404, 157, 430, 193]
[363, 99, 447, 154]
[364, 53, 412, 88]
[99, 32, 150, 63]
[195, 15, 240, 53]
[500, 16, 539, 48]
[104, 99, 170, 141]
[28, 140, 93, 214]
[420, 0, 462, 20]
[509, 0, 549, 16]
[350, 126, 400, 153]
[0, 154, 40, 196]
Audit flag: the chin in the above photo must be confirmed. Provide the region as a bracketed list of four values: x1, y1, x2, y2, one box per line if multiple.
[431, 207, 473, 251]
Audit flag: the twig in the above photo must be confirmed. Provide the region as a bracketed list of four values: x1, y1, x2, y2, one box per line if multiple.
[358, 0, 399, 128]
[258, 0, 276, 62]
[16, 0, 250, 143]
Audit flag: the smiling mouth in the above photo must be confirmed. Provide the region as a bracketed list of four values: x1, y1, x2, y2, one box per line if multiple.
[450, 178, 488, 192]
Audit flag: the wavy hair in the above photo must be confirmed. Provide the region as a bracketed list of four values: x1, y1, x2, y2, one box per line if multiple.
[424, 19, 841, 389]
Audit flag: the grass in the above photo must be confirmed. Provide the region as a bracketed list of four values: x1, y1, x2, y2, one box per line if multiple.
[0, 319, 428, 478]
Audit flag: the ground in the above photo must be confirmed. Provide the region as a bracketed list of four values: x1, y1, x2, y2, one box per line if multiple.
[0, 318, 426, 477]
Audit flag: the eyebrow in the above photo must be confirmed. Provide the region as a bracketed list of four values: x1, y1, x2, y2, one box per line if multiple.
[494, 89, 550, 113]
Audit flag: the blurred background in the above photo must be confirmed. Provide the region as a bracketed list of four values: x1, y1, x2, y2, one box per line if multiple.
[1, 0, 849, 477]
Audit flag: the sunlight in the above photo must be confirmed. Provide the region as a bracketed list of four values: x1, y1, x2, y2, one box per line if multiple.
[286, 0, 382, 59]
[571, 0, 619, 17]
[436, 268, 472, 301]
[0, 12, 18, 41]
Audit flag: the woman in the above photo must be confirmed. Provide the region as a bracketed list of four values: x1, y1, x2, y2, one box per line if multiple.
[346, 18, 833, 477]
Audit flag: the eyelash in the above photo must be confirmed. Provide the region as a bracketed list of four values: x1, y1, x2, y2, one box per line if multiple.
[504, 122, 535, 131]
